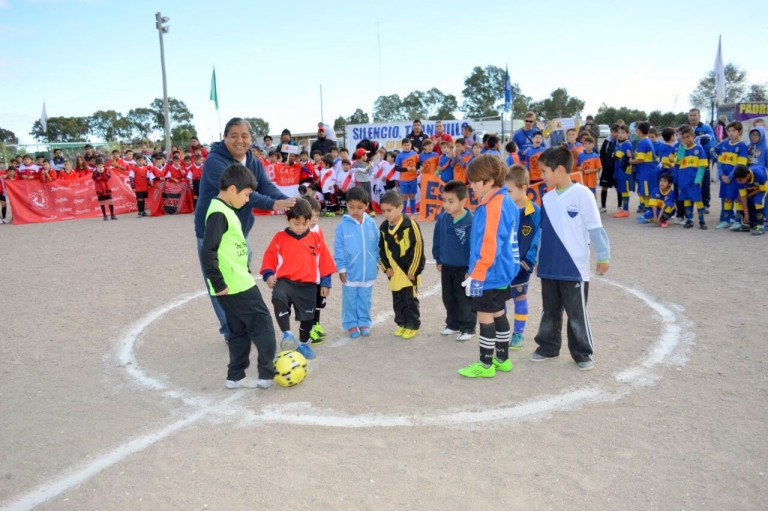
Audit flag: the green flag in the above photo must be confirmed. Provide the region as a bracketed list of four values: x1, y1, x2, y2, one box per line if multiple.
[210, 67, 218, 110]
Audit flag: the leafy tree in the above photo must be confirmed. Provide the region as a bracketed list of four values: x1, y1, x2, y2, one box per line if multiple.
[689, 63, 748, 109]
[171, 125, 197, 150]
[742, 83, 768, 102]
[529, 88, 585, 120]
[333, 116, 346, 131]
[125, 107, 156, 141]
[373, 94, 407, 122]
[593, 104, 648, 126]
[29, 116, 90, 142]
[461, 66, 531, 119]
[401, 88, 458, 120]
[0, 127, 18, 145]
[647, 110, 689, 129]
[346, 109, 370, 125]
[90, 110, 131, 142]
[244, 117, 269, 139]
[150, 97, 195, 131]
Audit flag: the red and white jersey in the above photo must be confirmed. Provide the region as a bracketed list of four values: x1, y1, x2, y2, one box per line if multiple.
[337, 169, 354, 192]
[164, 163, 185, 181]
[319, 166, 336, 194]
[129, 165, 153, 192]
[17, 164, 40, 179]
[260, 229, 336, 284]
[187, 163, 203, 181]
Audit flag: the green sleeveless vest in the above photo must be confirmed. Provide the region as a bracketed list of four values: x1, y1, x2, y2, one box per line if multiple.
[205, 198, 255, 295]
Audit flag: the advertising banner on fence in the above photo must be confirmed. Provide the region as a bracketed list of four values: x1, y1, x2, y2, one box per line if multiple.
[4, 170, 193, 225]
[345, 120, 513, 151]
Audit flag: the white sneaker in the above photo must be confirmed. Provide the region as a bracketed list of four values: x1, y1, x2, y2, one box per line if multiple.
[256, 379, 275, 389]
[225, 377, 259, 389]
[441, 327, 459, 336]
[599, 207, 607, 213]
[456, 332, 474, 342]
[675, 217, 686, 225]
[0, 218, 8, 224]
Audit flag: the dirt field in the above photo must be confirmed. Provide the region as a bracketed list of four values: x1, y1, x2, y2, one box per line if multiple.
[1, 197, 766, 510]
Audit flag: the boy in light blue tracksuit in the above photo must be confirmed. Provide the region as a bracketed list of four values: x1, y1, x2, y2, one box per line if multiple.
[333, 187, 380, 338]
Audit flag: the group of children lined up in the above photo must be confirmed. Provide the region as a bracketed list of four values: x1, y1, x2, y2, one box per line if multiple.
[0, 144, 209, 221]
[203, 146, 608, 389]
[595, 120, 767, 235]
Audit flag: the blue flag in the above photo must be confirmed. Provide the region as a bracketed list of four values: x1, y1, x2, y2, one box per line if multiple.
[504, 65, 512, 113]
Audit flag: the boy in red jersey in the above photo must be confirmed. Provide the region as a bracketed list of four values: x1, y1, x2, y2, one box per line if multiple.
[92, 157, 117, 221]
[129, 154, 153, 217]
[260, 198, 336, 360]
[57, 160, 78, 184]
[165, 153, 186, 183]
[17, 155, 39, 180]
[40, 160, 57, 183]
[187, 153, 204, 208]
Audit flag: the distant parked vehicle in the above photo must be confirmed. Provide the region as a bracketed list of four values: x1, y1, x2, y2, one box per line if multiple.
[598, 124, 610, 138]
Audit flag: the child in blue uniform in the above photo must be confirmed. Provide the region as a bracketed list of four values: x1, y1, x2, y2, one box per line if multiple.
[639, 173, 676, 227]
[676, 126, 709, 230]
[505, 165, 541, 350]
[612, 125, 634, 217]
[732, 164, 767, 235]
[713, 121, 749, 228]
[629, 121, 656, 215]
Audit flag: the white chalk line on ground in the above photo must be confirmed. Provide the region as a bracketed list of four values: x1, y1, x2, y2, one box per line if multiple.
[2, 278, 693, 510]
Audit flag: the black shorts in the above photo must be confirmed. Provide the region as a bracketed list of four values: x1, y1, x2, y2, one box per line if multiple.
[135, 191, 148, 200]
[272, 278, 317, 321]
[97, 193, 112, 201]
[192, 180, 200, 196]
[599, 169, 616, 188]
[472, 287, 511, 313]
[0, 193, 5, 202]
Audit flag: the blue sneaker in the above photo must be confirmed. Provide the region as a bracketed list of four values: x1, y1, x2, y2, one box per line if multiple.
[636, 217, 649, 224]
[510, 332, 524, 351]
[280, 331, 297, 351]
[348, 327, 360, 339]
[296, 342, 316, 360]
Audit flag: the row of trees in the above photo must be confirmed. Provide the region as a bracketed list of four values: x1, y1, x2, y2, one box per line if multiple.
[2, 63, 765, 149]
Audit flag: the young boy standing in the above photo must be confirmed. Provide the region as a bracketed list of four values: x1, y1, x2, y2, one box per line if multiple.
[201, 164, 277, 389]
[129, 154, 153, 217]
[577, 135, 602, 196]
[260, 198, 336, 360]
[612, 125, 634, 217]
[457, 155, 520, 378]
[92, 157, 117, 221]
[334, 187, 380, 338]
[713, 121, 749, 229]
[379, 190, 425, 339]
[599, 124, 620, 213]
[676, 125, 709, 230]
[452, 139, 471, 184]
[523, 132, 546, 184]
[531, 147, 610, 371]
[432, 180, 476, 342]
[505, 165, 541, 350]
[629, 121, 656, 215]
[394, 139, 419, 215]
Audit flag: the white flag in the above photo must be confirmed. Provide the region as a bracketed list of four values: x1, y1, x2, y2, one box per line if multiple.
[40, 101, 48, 132]
[714, 36, 725, 104]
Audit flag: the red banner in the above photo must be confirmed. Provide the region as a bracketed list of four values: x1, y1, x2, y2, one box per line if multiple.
[3, 170, 193, 225]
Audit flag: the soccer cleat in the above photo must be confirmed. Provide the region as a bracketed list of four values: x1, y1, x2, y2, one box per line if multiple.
[612, 210, 631, 218]
[636, 217, 649, 224]
[492, 357, 513, 372]
[394, 326, 406, 337]
[225, 377, 260, 389]
[699, 222, 708, 230]
[715, 221, 731, 229]
[368, 211, 377, 217]
[141, 211, 149, 217]
[441, 327, 459, 336]
[401, 328, 418, 339]
[348, 327, 360, 339]
[458, 361, 496, 378]
[752, 225, 765, 236]
[703, 207, 710, 215]
[683, 220, 694, 229]
[309, 327, 324, 346]
[737, 223, 751, 232]
[659, 220, 669, 228]
[635, 206, 645, 214]
[296, 342, 316, 360]
[674, 217, 685, 225]
[359, 326, 371, 336]
[456, 332, 474, 342]
[576, 359, 595, 371]
[137, 212, 143, 218]
[312, 323, 328, 339]
[257, 379, 275, 389]
[509, 332, 525, 351]
[280, 331, 298, 351]
[529, 351, 559, 362]
[111, 215, 118, 220]
[599, 207, 607, 213]
[324, 212, 335, 217]
[103, 216, 109, 221]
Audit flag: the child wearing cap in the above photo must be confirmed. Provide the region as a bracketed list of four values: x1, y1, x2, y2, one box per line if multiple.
[352, 148, 374, 214]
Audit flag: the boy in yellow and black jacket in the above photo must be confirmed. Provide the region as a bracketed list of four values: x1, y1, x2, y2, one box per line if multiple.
[378, 190, 426, 339]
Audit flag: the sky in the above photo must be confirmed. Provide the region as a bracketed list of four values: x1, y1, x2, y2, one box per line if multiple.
[1, 0, 766, 146]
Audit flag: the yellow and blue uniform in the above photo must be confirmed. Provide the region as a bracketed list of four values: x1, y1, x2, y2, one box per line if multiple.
[634, 138, 657, 199]
[736, 167, 767, 228]
[613, 140, 633, 211]
[713, 139, 748, 223]
[676, 143, 708, 226]
[657, 143, 677, 175]
[643, 186, 676, 222]
[510, 198, 541, 338]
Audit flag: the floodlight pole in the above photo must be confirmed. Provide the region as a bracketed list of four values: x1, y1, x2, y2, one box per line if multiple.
[155, 12, 171, 156]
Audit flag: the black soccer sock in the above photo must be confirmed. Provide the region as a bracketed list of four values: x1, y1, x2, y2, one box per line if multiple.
[137, 199, 145, 213]
[299, 319, 314, 343]
[600, 189, 608, 209]
[313, 309, 321, 324]
[617, 191, 622, 208]
[494, 315, 511, 362]
[100, 205, 106, 217]
[479, 323, 495, 366]
[1, 206, 6, 219]
[108, 204, 114, 216]
[272, 300, 292, 332]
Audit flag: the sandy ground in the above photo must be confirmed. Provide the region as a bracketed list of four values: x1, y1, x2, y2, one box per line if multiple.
[0, 193, 766, 510]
